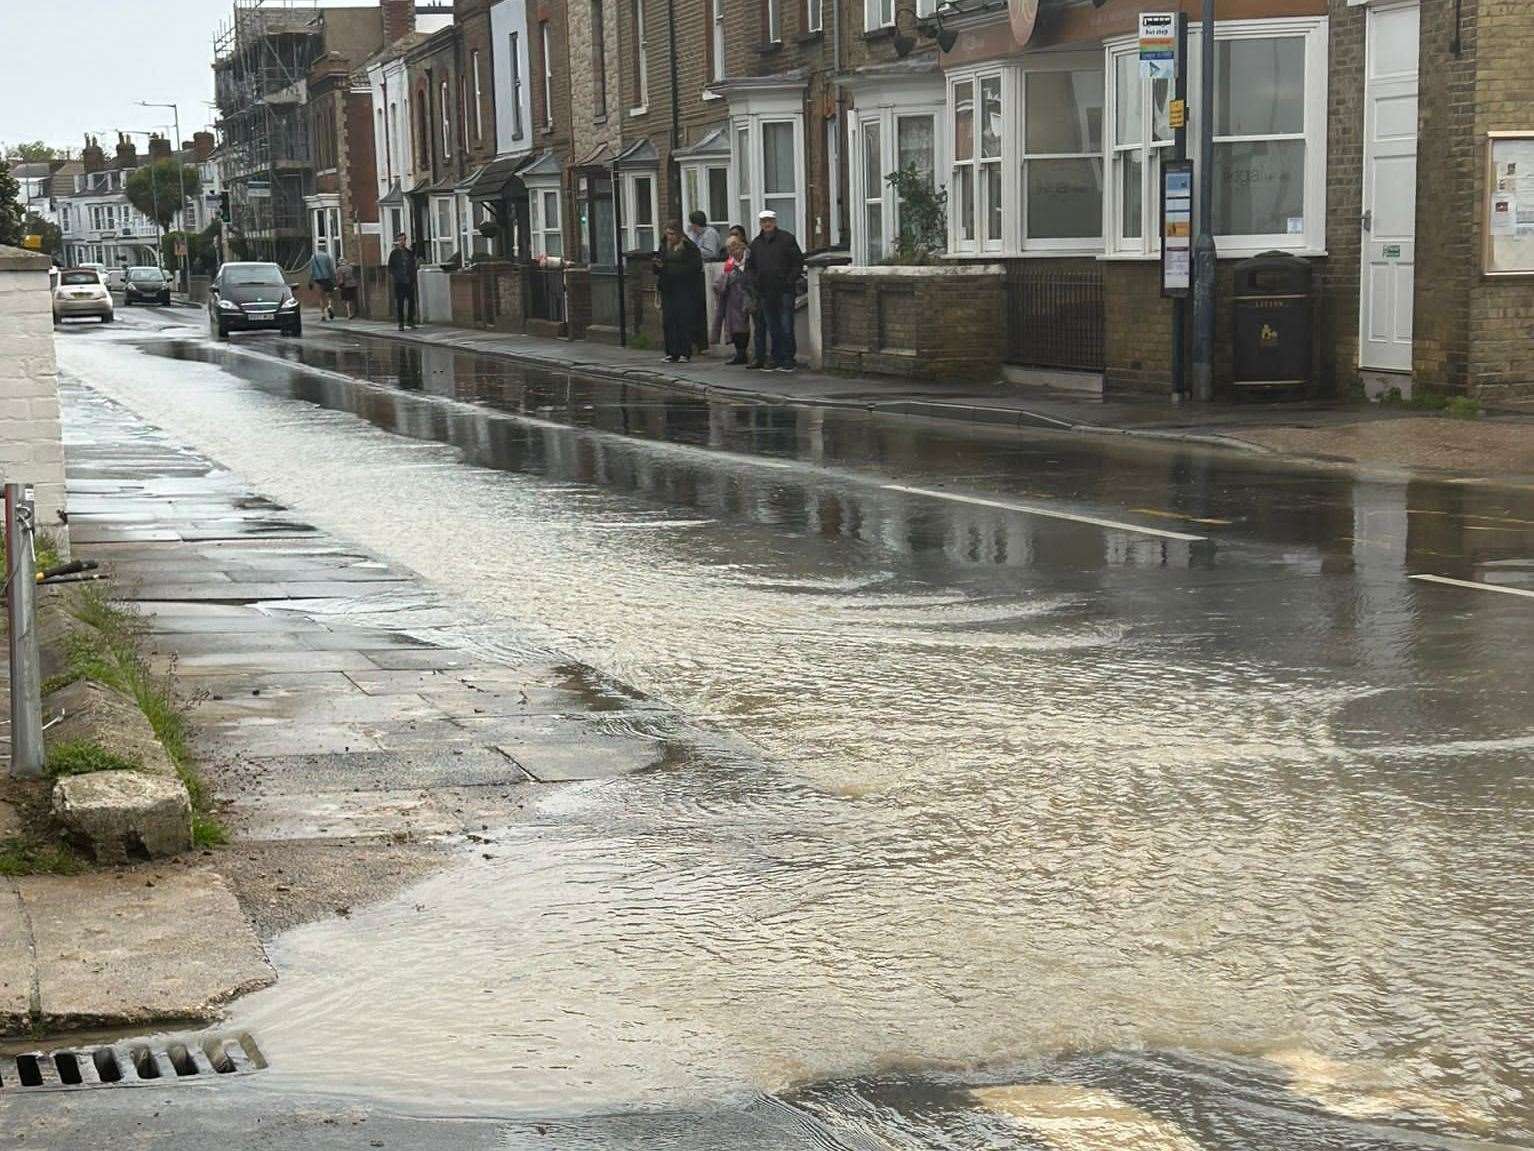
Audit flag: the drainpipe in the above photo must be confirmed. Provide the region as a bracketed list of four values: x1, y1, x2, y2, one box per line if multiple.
[1191, 0, 1216, 403]
[831, 0, 842, 244]
[666, 0, 682, 216]
[613, 161, 628, 346]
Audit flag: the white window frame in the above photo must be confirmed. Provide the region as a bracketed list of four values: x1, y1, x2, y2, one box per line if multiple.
[1103, 17, 1327, 259]
[472, 50, 484, 143]
[711, 0, 726, 82]
[849, 103, 944, 264]
[311, 204, 341, 257]
[632, 0, 649, 110]
[440, 79, 453, 158]
[734, 115, 805, 241]
[1018, 53, 1105, 253]
[766, 0, 781, 43]
[947, 67, 1010, 254]
[680, 161, 732, 229]
[509, 32, 526, 140]
[622, 171, 659, 251]
[865, 0, 894, 32]
[541, 23, 555, 130]
[530, 183, 564, 258]
[807, 0, 822, 34]
[430, 194, 458, 264]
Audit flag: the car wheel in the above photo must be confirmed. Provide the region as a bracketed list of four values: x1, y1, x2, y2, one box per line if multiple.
[101, 313, 114, 324]
[285, 320, 302, 337]
[212, 319, 227, 341]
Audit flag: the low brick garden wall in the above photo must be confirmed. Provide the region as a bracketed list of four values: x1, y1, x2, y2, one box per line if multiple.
[820, 264, 1006, 383]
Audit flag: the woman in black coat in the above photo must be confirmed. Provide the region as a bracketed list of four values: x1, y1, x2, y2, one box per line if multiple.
[654, 223, 705, 362]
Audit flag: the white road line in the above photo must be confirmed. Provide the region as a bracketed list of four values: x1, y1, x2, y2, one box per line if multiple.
[883, 484, 1208, 542]
[1409, 574, 1534, 599]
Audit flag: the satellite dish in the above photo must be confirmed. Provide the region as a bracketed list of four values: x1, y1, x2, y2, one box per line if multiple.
[1008, 0, 1038, 46]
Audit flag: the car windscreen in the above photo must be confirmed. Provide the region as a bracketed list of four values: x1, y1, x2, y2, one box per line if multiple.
[225, 267, 286, 286]
[59, 271, 100, 285]
[127, 269, 165, 281]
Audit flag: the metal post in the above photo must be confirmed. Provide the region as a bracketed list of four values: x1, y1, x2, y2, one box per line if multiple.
[612, 165, 628, 347]
[5, 484, 44, 779]
[1171, 12, 1189, 401]
[1192, 0, 1217, 403]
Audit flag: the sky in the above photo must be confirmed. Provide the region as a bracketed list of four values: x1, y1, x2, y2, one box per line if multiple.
[0, 0, 396, 156]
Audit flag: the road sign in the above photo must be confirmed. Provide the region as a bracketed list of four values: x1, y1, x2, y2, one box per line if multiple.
[1139, 12, 1176, 81]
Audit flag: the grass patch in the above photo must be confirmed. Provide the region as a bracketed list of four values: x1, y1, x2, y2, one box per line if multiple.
[0, 529, 63, 581]
[0, 836, 83, 877]
[1377, 388, 1481, 417]
[46, 739, 142, 777]
[1444, 395, 1482, 419]
[60, 588, 226, 843]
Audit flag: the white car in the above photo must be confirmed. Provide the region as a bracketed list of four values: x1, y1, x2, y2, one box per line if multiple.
[53, 269, 114, 324]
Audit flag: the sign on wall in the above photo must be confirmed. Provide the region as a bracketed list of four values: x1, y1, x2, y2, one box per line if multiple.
[1139, 13, 1176, 81]
[1161, 160, 1193, 297]
[1486, 132, 1534, 275]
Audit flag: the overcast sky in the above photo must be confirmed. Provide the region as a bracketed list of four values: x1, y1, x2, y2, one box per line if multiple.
[0, 1, 395, 156]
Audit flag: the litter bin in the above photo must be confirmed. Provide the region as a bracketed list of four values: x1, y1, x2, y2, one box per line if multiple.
[1232, 250, 1313, 395]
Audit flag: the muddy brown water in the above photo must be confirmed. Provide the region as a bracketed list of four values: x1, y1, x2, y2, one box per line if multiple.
[50, 327, 1534, 1147]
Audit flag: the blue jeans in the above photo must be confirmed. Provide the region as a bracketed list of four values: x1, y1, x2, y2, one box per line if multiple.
[753, 289, 796, 366]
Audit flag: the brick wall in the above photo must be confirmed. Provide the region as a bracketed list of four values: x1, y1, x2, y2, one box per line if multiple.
[1322, 0, 1365, 395]
[1467, 0, 1534, 399]
[0, 249, 69, 546]
[344, 85, 382, 267]
[1413, 0, 1477, 393]
[821, 265, 1004, 382]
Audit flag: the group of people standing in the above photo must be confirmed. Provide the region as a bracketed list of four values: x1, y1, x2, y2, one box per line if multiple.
[653, 208, 804, 372]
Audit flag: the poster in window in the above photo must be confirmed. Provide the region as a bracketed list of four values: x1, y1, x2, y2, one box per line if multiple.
[1485, 133, 1534, 274]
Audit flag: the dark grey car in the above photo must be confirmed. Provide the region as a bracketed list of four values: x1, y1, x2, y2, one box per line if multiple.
[208, 262, 302, 339]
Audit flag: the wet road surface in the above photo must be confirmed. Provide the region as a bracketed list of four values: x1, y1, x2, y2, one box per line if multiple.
[20, 307, 1534, 1148]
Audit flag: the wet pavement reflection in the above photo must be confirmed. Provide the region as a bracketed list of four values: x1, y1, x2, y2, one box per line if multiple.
[48, 324, 1534, 1147]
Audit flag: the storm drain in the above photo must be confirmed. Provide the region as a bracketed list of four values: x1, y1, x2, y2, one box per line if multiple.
[0, 1032, 266, 1093]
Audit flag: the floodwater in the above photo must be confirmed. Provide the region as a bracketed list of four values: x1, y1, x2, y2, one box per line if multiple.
[52, 322, 1534, 1148]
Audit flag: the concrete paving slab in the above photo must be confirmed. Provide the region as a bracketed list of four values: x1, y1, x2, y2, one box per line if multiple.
[218, 749, 528, 795]
[226, 788, 466, 840]
[152, 648, 380, 674]
[363, 648, 478, 671]
[192, 721, 389, 757]
[0, 884, 34, 1034]
[18, 868, 274, 1031]
[483, 719, 667, 781]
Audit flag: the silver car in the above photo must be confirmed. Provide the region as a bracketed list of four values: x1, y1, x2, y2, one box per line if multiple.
[53, 269, 114, 324]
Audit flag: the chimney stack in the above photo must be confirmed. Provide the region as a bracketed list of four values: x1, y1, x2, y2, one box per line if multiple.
[148, 134, 172, 161]
[192, 131, 215, 161]
[114, 133, 137, 169]
[82, 134, 106, 173]
[381, 0, 415, 44]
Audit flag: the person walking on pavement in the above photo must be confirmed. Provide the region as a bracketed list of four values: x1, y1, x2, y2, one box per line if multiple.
[386, 232, 418, 330]
[688, 210, 722, 262]
[711, 235, 755, 365]
[335, 254, 358, 320]
[654, 222, 705, 363]
[746, 209, 803, 371]
[308, 245, 338, 321]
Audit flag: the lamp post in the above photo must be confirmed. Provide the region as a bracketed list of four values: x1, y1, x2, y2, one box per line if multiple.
[140, 102, 190, 293]
[1191, 0, 1216, 402]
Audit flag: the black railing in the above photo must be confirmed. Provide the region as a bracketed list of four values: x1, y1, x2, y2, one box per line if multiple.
[1004, 264, 1105, 372]
[528, 266, 566, 323]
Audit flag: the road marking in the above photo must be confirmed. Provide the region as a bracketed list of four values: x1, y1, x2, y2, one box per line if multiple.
[1409, 574, 1534, 599]
[1129, 506, 1234, 526]
[884, 484, 1207, 542]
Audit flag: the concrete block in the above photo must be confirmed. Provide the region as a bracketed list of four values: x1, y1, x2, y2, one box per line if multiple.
[52, 770, 193, 864]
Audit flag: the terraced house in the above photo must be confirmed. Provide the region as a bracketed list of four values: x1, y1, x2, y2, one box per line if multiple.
[286, 0, 1533, 401]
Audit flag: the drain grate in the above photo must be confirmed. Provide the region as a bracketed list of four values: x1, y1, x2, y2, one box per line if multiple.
[0, 1032, 266, 1093]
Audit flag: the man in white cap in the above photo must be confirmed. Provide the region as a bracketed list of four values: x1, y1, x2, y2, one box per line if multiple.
[746, 208, 804, 371]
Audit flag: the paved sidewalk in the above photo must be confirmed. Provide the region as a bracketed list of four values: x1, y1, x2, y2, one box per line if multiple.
[3, 378, 691, 1037]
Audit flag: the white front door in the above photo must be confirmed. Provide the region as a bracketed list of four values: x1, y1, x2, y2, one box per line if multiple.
[1359, 1, 1419, 372]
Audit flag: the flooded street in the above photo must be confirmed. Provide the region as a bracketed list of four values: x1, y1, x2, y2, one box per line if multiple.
[40, 311, 1534, 1148]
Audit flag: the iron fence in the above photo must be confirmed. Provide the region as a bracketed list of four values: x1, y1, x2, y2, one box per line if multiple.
[1004, 264, 1105, 372]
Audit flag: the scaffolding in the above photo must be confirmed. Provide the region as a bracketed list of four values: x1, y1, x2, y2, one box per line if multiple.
[213, 0, 325, 267]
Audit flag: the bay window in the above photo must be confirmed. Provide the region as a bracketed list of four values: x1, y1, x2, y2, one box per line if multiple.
[1023, 69, 1103, 245]
[530, 186, 563, 258]
[431, 195, 457, 264]
[951, 79, 975, 246]
[761, 120, 798, 228]
[978, 75, 1004, 246]
[682, 162, 730, 229]
[1104, 17, 1326, 255]
[736, 125, 752, 224]
[623, 173, 657, 251]
[861, 121, 883, 262]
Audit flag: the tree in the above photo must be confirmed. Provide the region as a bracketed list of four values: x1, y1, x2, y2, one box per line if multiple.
[883, 165, 947, 264]
[0, 165, 22, 247]
[7, 141, 58, 162]
[124, 159, 201, 238]
[21, 212, 61, 256]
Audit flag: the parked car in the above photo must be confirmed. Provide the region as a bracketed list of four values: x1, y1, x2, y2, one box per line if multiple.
[123, 266, 172, 306]
[53, 268, 114, 324]
[208, 262, 301, 339]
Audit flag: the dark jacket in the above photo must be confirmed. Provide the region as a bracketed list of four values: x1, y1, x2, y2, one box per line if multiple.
[747, 228, 803, 295]
[654, 236, 704, 295]
[386, 245, 418, 287]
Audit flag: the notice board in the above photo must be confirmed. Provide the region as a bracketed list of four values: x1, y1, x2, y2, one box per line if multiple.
[1486, 133, 1534, 275]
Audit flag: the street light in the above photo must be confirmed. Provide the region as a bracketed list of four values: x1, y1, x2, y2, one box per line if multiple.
[140, 101, 190, 293]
